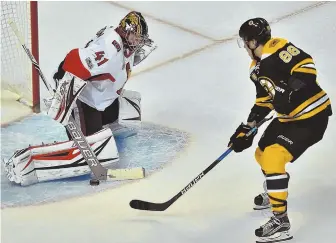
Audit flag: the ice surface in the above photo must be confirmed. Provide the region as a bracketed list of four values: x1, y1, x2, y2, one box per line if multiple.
[1, 1, 336, 243]
[1, 114, 189, 207]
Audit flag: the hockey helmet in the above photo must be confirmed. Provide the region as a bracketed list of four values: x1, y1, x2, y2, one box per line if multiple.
[238, 17, 271, 48]
[118, 11, 152, 52]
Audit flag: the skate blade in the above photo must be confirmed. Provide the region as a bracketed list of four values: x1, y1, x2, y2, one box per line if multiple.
[253, 204, 271, 210]
[256, 231, 293, 243]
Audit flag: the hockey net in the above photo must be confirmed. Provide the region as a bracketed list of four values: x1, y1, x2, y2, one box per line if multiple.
[1, 1, 40, 124]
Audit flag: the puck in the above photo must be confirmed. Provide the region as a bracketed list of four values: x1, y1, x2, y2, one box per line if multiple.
[90, 179, 100, 186]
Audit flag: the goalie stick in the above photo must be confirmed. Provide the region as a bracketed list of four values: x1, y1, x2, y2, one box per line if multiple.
[129, 112, 275, 211]
[8, 19, 145, 183]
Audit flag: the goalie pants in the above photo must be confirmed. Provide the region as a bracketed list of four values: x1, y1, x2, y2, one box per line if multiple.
[255, 110, 330, 213]
[67, 98, 119, 137]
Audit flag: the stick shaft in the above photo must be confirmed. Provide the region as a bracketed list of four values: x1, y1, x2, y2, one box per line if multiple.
[130, 113, 274, 211]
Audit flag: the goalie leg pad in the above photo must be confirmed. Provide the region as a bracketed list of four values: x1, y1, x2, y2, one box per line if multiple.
[4, 128, 119, 186]
[47, 71, 87, 125]
[119, 89, 141, 126]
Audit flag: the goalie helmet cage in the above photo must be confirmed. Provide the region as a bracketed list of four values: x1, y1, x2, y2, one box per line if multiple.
[1, 1, 40, 113]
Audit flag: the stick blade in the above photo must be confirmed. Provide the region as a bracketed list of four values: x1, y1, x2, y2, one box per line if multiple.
[129, 199, 168, 211]
[107, 167, 145, 180]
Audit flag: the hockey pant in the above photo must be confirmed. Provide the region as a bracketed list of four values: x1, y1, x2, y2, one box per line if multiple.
[4, 128, 119, 186]
[255, 113, 329, 213]
[72, 89, 141, 137]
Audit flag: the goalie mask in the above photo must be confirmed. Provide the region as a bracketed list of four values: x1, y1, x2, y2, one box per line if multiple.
[118, 11, 153, 53]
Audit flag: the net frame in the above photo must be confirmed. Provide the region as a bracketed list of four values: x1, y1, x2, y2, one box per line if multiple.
[1, 1, 40, 112]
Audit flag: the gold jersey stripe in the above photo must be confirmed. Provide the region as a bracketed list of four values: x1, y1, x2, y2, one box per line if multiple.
[290, 58, 314, 74]
[256, 96, 272, 103]
[256, 102, 274, 109]
[293, 67, 317, 75]
[279, 99, 330, 122]
[287, 90, 326, 117]
[256, 96, 274, 109]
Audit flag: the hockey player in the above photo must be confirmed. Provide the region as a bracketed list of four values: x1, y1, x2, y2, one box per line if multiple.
[49, 11, 156, 136]
[228, 18, 332, 242]
[4, 11, 156, 186]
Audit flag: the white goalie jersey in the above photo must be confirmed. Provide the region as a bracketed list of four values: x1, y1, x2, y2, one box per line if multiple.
[3, 11, 156, 186]
[62, 26, 135, 111]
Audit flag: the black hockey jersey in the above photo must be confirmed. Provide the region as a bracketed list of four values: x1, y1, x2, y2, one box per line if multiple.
[248, 37, 332, 123]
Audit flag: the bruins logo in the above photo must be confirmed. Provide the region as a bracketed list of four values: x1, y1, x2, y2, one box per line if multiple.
[259, 77, 276, 98]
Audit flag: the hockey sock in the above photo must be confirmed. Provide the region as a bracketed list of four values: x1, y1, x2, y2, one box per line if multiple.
[266, 173, 290, 213]
[261, 144, 293, 213]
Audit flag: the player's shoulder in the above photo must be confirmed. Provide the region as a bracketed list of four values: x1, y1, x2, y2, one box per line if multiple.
[261, 37, 289, 60]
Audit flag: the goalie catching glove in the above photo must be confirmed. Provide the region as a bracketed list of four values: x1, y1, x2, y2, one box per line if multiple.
[228, 123, 257, 152]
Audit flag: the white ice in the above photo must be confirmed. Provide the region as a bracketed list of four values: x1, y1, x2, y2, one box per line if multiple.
[2, 2, 336, 243]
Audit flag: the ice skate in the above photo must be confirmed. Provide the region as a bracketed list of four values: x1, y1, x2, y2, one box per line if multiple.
[255, 213, 293, 243]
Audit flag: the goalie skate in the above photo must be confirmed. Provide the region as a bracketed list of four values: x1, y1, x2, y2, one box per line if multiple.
[47, 72, 87, 125]
[256, 213, 293, 243]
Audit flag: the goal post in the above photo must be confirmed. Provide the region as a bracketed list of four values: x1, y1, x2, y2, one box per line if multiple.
[30, 1, 40, 112]
[1, 1, 40, 125]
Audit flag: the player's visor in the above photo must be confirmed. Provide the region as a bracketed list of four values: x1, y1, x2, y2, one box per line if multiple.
[237, 37, 246, 48]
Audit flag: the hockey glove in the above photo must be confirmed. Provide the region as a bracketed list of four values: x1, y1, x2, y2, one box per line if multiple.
[43, 60, 66, 110]
[52, 60, 66, 89]
[228, 123, 257, 153]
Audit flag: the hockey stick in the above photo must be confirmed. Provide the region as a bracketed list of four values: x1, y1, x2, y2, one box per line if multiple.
[7, 21, 55, 95]
[129, 112, 275, 211]
[8, 19, 145, 183]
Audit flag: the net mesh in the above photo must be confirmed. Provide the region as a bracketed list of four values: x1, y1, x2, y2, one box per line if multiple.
[1, 1, 33, 105]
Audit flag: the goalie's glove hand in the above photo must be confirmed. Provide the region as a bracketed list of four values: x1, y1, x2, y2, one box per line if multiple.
[52, 60, 66, 90]
[228, 123, 257, 153]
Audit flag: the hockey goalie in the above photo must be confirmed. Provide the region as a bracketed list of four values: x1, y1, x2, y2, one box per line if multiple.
[4, 11, 157, 186]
